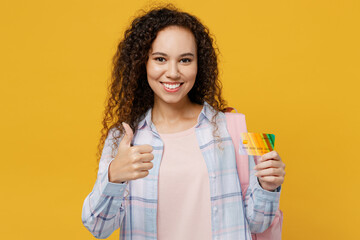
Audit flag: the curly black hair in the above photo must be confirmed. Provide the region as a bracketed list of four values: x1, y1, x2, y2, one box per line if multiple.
[96, 4, 227, 165]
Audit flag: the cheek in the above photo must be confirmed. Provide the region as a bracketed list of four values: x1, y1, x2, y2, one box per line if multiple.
[184, 65, 198, 83]
[146, 62, 164, 81]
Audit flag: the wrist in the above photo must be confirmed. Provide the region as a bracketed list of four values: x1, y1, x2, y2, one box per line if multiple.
[257, 177, 276, 192]
[108, 161, 129, 184]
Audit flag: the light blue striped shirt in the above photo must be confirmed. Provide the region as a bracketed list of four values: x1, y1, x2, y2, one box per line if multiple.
[82, 102, 281, 239]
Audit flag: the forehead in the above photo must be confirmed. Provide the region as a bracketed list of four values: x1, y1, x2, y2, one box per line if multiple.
[150, 26, 197, 54]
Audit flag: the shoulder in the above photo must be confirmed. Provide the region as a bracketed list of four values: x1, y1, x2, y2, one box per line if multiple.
[202, 102, 226, 122]
[108, 125, 122, 138]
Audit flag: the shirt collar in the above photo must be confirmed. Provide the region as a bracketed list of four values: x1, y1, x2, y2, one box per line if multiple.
[137, 107, 152, 130]
[136, 101, 217, 130]
[196, 101, 217, 126]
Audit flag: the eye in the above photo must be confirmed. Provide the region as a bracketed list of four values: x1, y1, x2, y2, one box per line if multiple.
[180, 58, 192, 63]
[155, 57, 166, 62]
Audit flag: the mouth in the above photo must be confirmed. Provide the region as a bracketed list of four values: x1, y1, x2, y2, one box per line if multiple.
[160, 82, 184, 92]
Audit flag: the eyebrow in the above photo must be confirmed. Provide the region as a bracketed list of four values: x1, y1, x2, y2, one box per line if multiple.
[151, 52, 195, 57]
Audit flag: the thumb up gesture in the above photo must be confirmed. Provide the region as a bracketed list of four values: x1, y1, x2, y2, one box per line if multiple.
[108, 122, 154, 183]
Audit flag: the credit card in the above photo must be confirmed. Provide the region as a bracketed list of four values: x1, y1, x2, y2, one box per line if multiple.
[238, 133, 275, 155]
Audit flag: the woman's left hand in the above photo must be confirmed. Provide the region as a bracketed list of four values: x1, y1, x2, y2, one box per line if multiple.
[254, 151, 285, 192]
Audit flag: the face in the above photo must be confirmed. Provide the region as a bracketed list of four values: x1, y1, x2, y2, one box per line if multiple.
[146, 26, 197, 106]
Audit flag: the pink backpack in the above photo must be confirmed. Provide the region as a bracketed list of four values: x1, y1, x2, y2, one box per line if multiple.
[225, 109, 283, 240]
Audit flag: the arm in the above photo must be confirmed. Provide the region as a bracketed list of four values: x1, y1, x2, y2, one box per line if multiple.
[244, 155, 281, 233]
[81, 128, 127, 239]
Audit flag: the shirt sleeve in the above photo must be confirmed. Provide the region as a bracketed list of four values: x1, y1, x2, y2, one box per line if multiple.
[81, 128, 127, 239]
[244, 155, 281, 233]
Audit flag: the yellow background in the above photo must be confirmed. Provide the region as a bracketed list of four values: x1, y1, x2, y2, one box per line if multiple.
[1, 0, 359, 239]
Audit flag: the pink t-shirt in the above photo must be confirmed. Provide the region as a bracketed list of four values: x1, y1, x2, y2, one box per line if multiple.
[157, 125, 212, 240]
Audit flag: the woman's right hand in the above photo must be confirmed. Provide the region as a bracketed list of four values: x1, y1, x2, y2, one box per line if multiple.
[108, 122, 154, 183]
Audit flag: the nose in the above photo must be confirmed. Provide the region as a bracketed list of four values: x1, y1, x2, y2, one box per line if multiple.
[165, 61, 180, 79]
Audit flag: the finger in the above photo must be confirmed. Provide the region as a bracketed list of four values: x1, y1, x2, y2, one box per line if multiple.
[120, 122, 134, 147]
[254, 160, 283, 170]
[258, 175, 284, 183]
[135, 170, 150, 179]
[133, 144, 153, 154]
[140, 153, 154, 162]
[258, 151, 281, 163]
[255, 167, 284, 177]
[138, 162, 154, 171]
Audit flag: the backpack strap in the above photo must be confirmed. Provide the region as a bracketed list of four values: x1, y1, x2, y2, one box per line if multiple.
[225, 110, 250, 200]
[226, 109, 284, 239]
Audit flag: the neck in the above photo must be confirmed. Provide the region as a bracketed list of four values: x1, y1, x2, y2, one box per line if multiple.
[151, 97, 198, 125]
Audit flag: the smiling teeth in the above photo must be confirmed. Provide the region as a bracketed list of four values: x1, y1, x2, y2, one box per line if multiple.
[163, 83, 181, 89]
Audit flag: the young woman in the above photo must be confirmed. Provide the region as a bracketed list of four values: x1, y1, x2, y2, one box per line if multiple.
[82, 5, 285, 240]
